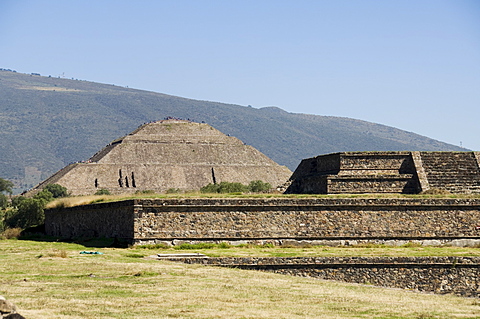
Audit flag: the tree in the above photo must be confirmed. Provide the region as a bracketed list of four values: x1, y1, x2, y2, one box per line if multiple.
[44, 184, 68, 198]
[11, 196, 26, 208]
[0, 194, 8, 209]
[33, 189, 54, 204]
[0, 178, 14, 195]
[10, 198, 45, 229]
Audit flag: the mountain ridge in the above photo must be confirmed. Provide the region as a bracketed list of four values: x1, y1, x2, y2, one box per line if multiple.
[0, 70, 467, 193]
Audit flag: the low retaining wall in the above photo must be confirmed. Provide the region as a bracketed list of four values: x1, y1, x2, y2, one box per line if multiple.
[45, 198, 480, 245]
[46, 200, 135, 239]
[170, 256, 480, 297]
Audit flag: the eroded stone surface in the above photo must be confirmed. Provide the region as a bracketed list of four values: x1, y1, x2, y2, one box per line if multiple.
[28, 120, 291, 195]
[0, 296, 24, 319]
[45, 198, 480, 245]
[286, 151, 480, 194]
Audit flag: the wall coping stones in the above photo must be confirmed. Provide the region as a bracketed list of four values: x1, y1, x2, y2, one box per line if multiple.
[131, 198, 480, 207]
[50, 197, 480, 211]
[165, 256, 480, 266]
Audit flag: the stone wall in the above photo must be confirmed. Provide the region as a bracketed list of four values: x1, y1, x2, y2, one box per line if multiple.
[45, 198, 480, 245]
[325, 174, 417, 194]
[286, 151, 480, 194]
[170, 256, 480, 297]
[419, 152, 480, 194]
[286, 152, 420, 194]
[45, 200, 135, 239]
[29, 121, 292, 196]
[133, 198, 480, 244]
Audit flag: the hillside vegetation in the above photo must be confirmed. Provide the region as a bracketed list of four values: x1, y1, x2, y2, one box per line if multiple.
[0, 70, 466, 192]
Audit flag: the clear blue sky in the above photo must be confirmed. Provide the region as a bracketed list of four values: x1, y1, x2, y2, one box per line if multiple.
[1, 0, 479, 150]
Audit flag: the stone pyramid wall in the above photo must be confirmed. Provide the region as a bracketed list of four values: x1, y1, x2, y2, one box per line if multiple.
[30, 120, 292, 195]
[286, 151, 480, 194]
[418, 152, 480, 193]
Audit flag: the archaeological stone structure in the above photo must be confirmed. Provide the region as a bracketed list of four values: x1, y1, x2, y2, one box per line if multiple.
[285, 151, 480, 194]
[162, 256, 480, 297]
[43, 150, 480, 297]
[45, 196, 480, 296]
[46, 197, 480, 246]
[29, 120, 292, 195]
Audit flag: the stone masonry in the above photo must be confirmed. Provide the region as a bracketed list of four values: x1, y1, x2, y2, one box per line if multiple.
[45, 198, 480, 246]
[45, 197, 480, 297]
[28, 120, 292, 196]
[169, 256, 480, 297]
[285, 151, 480, 194]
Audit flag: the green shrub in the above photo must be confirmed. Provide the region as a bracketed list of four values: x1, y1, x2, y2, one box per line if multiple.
[200, 183, 220, 193]
[135, 190, 155, 194]
[200, 181, 248, 194]
[11, 196, 26, 208]
[248, 180, 272, 193]
[220, 182, 248, 193]
[166, 188, 181, 194]
[7, 198, 45, 229]
[0, 178, 14, 195]
[217, 242, 232, 249]
[95, 189, 111, 195]
[44, 184, 69, 198]
[0, 209, 6, 233]
[33, 189, 54, 203]
[0, 194, 8, 209]
[200, 180, 271, 194]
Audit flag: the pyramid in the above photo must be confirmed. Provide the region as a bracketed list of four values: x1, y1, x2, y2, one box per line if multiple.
[30, 120, 292, 195]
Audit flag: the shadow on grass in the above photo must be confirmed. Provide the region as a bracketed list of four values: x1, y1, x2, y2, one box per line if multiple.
[18, 224, 127, 248]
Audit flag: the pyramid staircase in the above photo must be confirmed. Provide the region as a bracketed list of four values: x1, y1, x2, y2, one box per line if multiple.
[286, 152, 420, 194]
[420, 152, 480, 194]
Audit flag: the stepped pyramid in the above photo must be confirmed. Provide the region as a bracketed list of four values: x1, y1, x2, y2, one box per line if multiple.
[285, 151, 480, 194]
[419, 152, 480, 193]
[30, 120, 292, 195]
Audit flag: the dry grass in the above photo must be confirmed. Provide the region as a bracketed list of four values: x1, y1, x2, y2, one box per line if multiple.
[46, 195, 128, 209]
[1, 240, 480, 318]
[152, 244, 480, 258]
[47, 192, 480, 209]
[0, 227, 22, 239]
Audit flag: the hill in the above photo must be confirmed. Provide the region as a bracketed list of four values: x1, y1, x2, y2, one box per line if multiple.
[0, 70, 467, 193]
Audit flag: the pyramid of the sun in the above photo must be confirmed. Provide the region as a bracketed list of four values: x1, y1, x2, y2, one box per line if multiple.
[32, 120, 292, 195]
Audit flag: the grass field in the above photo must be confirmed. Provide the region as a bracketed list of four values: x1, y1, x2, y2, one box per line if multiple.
[2, 239, 480, 318]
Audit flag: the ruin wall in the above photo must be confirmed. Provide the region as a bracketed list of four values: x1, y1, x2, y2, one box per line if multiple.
[286, 151, 480, 194]
[171, 256, 480, 297]
[45, 198, 480, 245]
[45, 200, 135, 239]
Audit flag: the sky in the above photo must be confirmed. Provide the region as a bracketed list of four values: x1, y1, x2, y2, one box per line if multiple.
[1, 0, 479, 150]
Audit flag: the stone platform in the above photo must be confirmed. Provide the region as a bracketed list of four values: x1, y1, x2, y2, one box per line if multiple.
[286, 151, 480, 194]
